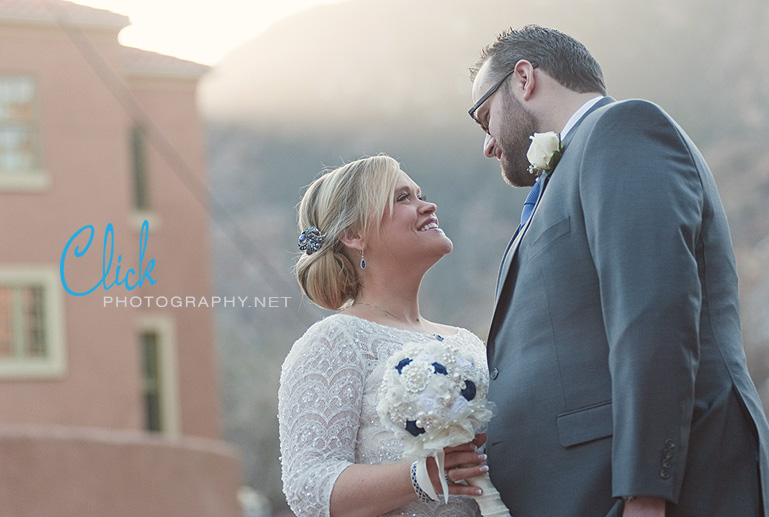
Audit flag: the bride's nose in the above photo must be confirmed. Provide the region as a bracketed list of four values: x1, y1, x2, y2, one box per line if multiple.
[420, 200, 437, 214]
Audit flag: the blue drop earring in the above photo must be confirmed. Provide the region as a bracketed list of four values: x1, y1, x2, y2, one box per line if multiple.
[360, 248, 366, 269]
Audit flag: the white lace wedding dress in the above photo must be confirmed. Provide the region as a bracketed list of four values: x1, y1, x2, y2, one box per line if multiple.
[278, 313, 486, 517]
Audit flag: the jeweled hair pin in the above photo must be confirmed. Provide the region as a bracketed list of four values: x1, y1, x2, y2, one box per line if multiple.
[298, 226, 325, 255]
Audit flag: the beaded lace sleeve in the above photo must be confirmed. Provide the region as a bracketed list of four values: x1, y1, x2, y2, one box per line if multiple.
[278, 318, 365, 517]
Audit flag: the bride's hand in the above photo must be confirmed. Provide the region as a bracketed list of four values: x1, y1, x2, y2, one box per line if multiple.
[429, 434, 488, 497]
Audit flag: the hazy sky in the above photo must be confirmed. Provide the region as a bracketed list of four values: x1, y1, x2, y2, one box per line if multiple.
[71, 0, 347, 65]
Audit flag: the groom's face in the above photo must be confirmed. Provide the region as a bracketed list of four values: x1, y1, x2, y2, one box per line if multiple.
[472, 61, 537, 188]
[496, 94, 538, 188]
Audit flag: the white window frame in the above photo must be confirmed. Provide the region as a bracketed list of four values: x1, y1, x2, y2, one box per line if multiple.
[137, 315, 180, 436]
[0, 266, 67, 379]
[129, 124, 160, 231]
[0, 74, 51, 192]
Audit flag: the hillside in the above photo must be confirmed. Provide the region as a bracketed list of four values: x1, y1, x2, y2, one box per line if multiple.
[199, 0, 769, 511]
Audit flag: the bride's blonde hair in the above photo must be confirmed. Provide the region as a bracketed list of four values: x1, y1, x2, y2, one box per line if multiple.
[295, 155, 401, 310]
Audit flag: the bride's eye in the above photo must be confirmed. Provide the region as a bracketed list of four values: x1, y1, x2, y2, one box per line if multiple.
[418, 194, 427, 202]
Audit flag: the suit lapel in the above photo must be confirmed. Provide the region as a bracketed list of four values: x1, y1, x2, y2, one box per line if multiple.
[488, 171, 550, 346]
[494, 174, 547, 302]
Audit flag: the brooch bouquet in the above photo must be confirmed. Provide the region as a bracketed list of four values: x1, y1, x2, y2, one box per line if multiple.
[377, 340, 511, 516]
[527, 131, 563, 175]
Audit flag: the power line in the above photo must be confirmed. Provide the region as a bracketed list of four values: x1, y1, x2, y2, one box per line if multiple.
[43, 0, 323, 326]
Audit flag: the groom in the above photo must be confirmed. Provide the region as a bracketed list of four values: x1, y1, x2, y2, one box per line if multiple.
[469, 25, 769, 516]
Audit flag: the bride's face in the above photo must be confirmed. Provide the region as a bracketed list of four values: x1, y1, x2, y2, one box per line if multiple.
[366, 171, 453, 269]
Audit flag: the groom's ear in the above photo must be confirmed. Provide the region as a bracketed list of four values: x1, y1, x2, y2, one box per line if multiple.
[339, 228, 364, 252]
[513, 59, 537, 101]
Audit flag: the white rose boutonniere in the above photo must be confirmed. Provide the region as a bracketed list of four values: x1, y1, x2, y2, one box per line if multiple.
[527, 131, 563, 176]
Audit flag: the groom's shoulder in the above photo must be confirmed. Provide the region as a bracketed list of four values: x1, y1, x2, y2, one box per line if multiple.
[582, 98, 682, 141]
[592, 98, 674, 126]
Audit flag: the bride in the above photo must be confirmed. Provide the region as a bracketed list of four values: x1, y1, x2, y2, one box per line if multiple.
[278, 155, 489, 516]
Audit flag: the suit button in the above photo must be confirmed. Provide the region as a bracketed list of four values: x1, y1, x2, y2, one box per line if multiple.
[490, 367, 499, 380]
[660, 469, 671, 479]
[664, 439, 676, 449]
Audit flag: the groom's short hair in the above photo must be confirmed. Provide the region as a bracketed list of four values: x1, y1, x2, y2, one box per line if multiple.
[471, 24, 607, 96]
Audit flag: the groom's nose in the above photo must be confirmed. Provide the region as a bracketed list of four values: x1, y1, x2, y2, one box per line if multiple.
[483, 133, 496, 159]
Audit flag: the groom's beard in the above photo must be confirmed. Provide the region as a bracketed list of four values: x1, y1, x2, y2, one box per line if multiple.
[498, 96, 538, 188]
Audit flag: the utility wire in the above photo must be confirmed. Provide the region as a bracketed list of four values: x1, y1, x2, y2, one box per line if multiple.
[44, 0, 323, 326]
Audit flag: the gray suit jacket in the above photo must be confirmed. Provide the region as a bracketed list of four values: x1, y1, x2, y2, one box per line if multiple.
[486, 97, 769, 516]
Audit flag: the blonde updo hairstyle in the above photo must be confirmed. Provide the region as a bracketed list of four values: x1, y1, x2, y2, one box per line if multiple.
[296, 155, 401, 310]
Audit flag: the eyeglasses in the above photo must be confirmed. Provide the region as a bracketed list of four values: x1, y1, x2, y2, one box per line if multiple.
[468, 69, 515, 133]
[468, 63, 536, 133]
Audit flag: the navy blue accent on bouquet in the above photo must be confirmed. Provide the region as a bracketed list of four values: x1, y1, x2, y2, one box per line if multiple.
[396, 358, 412, 373]
[406, 420, 426, 437]
[432, 362, 448, 375]
[461, 380, 477, 401]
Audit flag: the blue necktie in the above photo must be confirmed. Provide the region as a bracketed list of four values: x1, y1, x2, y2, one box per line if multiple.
[518, 176, 543, 231]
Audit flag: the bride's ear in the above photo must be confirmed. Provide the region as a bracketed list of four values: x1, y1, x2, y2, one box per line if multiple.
[338, 227, 364, 252]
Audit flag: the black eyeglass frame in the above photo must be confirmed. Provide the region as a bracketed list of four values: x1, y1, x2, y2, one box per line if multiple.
[468, 62, 537, 132]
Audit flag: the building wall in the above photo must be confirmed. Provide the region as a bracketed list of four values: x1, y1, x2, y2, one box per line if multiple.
[0, 426, 241, 517]
[0, 3, 239, 514]
[0, 21, 145, 430]
[124, 74, 222, 438]
[0, 8, 223, 438]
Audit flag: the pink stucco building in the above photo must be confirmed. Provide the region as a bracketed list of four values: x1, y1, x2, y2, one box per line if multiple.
[0, 1, 241, 515]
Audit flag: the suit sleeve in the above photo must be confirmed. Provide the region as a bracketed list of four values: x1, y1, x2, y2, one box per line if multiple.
[578, 100, 703, 502]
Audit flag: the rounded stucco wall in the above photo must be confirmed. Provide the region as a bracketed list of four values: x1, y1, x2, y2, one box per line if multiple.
[0, 426, 242, 517]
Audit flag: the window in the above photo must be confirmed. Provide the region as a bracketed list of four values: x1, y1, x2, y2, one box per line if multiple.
[141, 329, 163, 432]
[138, 317, 179, 435]
[130, 125, 159, 230]
[131, 125, 149, 211]
[0, 267, 66, 379]
[0, 75, 48, 191]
